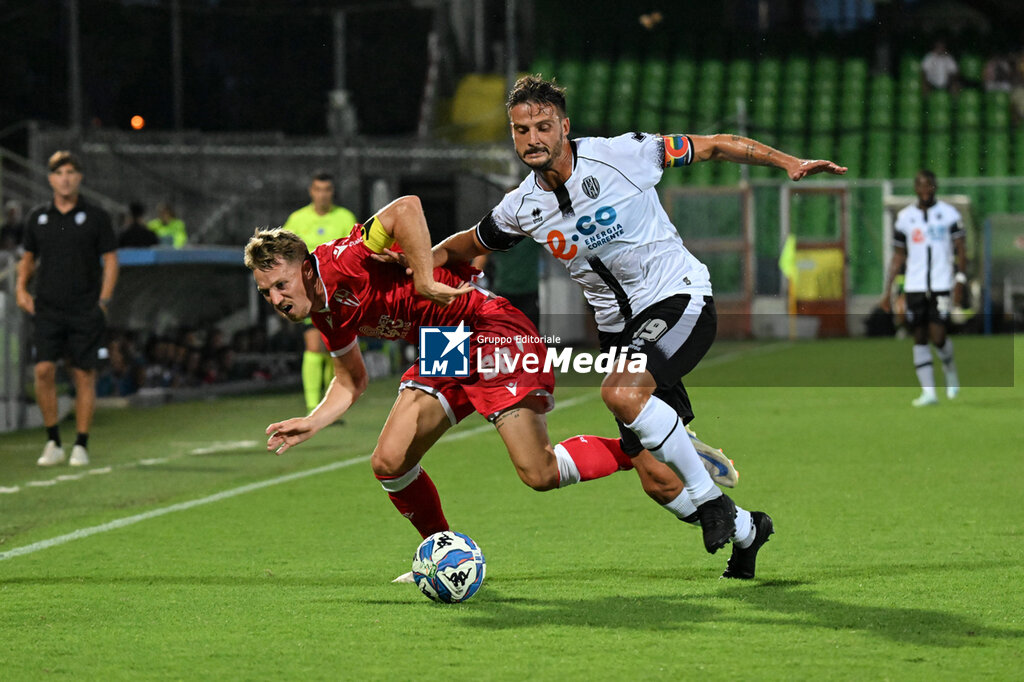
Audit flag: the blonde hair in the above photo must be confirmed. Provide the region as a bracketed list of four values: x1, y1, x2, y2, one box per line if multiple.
[244, 227, 309, 271]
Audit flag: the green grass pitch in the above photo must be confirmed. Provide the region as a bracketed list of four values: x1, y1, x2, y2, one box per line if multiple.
[1, 335, 1021, 680]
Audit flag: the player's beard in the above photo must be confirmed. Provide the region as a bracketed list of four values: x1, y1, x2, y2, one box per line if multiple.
[519, 133, 565, 171]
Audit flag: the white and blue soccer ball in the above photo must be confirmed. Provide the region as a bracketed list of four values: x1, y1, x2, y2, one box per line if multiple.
[412, 531, 486, 603]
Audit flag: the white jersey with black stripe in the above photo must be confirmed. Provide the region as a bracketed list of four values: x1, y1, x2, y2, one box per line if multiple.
[476, 132, 712, 333]
[893, 200, 964, 293]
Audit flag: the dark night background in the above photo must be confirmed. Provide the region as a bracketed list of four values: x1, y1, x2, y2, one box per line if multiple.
[0, 0, 432, 139]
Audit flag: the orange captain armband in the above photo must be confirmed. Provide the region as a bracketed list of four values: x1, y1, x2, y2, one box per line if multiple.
[663, 134, 694, 168]
[362, 215, 396, 254]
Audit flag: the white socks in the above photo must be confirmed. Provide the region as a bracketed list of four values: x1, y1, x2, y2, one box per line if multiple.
[937, 339, 959, 389]
[626, 396, 718, 504]
[662, 491, 755, 547]
[552, 443, 581, 487]
[913, 344, 935, 394]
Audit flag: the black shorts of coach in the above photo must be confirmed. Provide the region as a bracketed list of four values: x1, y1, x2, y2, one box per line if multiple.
[32, 305, 107, 370]
[598, 293, 717, 457]
[905, 291, 952, 329]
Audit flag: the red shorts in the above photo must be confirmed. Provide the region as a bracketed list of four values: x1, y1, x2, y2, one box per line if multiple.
[400, 297, 555, 423]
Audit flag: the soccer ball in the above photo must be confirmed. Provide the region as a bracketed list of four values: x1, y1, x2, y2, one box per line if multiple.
[412, 531, 486, 603]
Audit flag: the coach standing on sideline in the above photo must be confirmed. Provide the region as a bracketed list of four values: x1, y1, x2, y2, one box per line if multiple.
[16, 151, 119, 467]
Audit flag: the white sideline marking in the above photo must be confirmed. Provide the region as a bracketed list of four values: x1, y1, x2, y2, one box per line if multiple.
[0, 455, 371, 562]
[0, 486, 20, 494]
[0, 393, 598, 562]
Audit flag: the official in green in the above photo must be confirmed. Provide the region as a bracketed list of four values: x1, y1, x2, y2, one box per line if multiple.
[282, 170, 357, 413]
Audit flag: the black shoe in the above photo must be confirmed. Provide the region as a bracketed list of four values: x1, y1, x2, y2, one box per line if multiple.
[696, 493, 737, 554]
[721, 511, 774, 579]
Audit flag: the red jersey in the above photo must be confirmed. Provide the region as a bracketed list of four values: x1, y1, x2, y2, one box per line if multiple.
[310, 219, 486, 355]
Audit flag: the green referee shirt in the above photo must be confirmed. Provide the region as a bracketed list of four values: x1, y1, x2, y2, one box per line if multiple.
[283, 204, 357, 248]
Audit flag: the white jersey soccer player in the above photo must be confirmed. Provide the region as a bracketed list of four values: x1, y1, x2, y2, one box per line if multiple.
[883, 170, 966, 406]
[893, 199, 964, 296]
[478, 132, 711, 334]
[432, 75, 848, 578]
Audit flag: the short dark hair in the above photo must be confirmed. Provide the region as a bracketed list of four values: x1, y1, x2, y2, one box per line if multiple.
[129, 201, 145, 219]
[48, 150, 82, 173]
[311, 170, 334, 184]
[916, 169, 937, 185]
[506, 75, 567, 117]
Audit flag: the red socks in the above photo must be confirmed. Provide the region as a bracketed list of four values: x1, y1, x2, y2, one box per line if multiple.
[376, 466, 449, 539]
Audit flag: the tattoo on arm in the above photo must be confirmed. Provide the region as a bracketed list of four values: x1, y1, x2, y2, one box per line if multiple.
[745, 144, 756, 160]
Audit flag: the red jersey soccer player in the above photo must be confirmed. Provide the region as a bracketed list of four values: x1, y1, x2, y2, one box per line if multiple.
[244, 195, 684, 557]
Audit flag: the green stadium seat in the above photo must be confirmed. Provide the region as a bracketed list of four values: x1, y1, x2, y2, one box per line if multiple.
[700, 59, 726, 86]
[637, 109, 662, 134]
[608, 57, 641, 131]
[1014, 130, 1024, 174]
[898, 92, 922, 131]
[896, 133, 922, 178]
[899, 54, 921, 83]
[639, 58, 669, 109]
[985, 91, 1011, 129]
[925, 133, 952, 177]
[956, 130, 982, 178]
[577, 58, 612, 133]
[925, 91, 953, 132]
[780, 105, 806, 135]
[869, 73, 895, 98]
[865, 132, 894, 178]
[530, 52, 556, 81]
[716, 161, 742, 186]
[838, 92, 865, 132]
[813, 56, 839, 86]
[956, 89, 982, 130]
[985, 131, 1011, 176]
[868, 93, 895, 129]
[751, 96, 778, 137]
[837, 132, 863, 177]
[730, 59, 754, 87]
[810, 102, 835, 133]
[687, 159, 715, 187]
[842, 58, 869, 96]
[555, 57, 584, 99]
[959, 53, 983, 84]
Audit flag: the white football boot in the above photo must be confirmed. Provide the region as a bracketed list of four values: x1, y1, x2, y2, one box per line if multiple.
[912, 390, 939, 407]
[392, 571, 415, 584]
[69, 445, 90, 467]
[37, 441, 66, 467]
[685, 424, 739, 488]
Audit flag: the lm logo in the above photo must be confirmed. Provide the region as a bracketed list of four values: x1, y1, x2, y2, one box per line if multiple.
[419, 322, 472, 377]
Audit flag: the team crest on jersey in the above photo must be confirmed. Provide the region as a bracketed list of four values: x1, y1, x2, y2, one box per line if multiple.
[359, 315, 411, 339]
[531, 208, 543, 225]
[582, 176, 601, 200]
[333, 288, 360, 307]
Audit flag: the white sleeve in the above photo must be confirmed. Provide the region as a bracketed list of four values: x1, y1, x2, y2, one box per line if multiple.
[583, 133, 666, 191]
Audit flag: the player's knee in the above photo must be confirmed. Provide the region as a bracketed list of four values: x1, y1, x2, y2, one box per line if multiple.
[370, 448, 406, 478]
[517, 465, 559, 492]
[34, 363, 56, 382]
[600, 383, 645, 422]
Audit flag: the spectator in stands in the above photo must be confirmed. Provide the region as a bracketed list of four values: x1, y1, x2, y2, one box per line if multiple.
[1, 199, 24, 251]
[282, 170, 357, 414]
[983, 53, 1014, 93]
[16, 150, 119, 467]
[921, 40, 960, 94]
[147, 201, 188, 248]
[118, 201, 159, 247]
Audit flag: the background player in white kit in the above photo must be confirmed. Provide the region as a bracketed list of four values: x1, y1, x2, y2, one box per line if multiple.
[881, 170, 966, 406]
[428, 75, 847, 579]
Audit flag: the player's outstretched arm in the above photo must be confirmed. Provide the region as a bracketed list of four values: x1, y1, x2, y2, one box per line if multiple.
[433, 227, 491, 268]
[373, 195, 473, 306]
[266, 346, 368, 455]
[688, 134, 847, 180]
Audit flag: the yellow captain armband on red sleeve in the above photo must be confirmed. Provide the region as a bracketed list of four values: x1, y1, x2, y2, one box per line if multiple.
[663, 134, 694, 168]
[362, 215, 396, 254]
